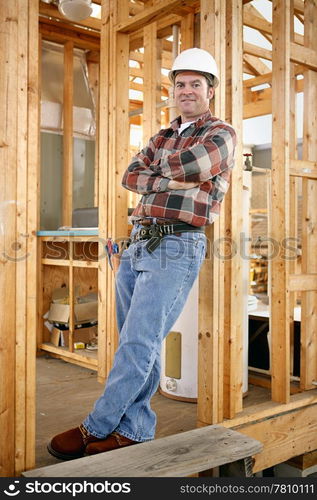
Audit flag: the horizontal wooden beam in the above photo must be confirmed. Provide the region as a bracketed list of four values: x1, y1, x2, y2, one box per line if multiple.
[244, 72, 272, 88]
[115, 0, 196, 34]
[291, 42, 317, 71]
[244, 42, 272, 61]
[129, 15, 177, 51]
[39, 20, 100, 51]
[243, 8, 303, 45]
[238, 404, 317, 473]
[289, 274, 317, 292]
[290, 159, 317, 179]
[39, 3, 101, 31]
[130, 49, 172, 69]
[267, 0, 304, 15]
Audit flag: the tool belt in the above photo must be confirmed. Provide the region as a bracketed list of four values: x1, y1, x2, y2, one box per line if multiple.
[130, 220, 205, 253]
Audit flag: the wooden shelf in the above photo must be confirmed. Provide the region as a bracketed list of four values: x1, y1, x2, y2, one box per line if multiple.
[38, 234, 99, 371]
[40, 343, 98, 370]
[42, 258, 98, 268]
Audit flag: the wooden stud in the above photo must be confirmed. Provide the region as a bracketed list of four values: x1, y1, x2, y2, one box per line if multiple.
[300, 0, 317, 390]
[87, 60, 100, 207]
[223, 0, 244, 418]
[98, 0, 111, 383]
[237, 404, 317, 473]
[289, 0, 298, 380]
[180, 12, 194, 50]
[15, 0, 28, 474]
[291, 42, 317, 71]
[25, 0, 40, 471]
[198, 0, 226, 427]
[270, 0, 291, 403]
[62, 41, 74, 227]
[115, 0, 195, 34]
[143, 23, 161, 144]
[0, 0, 18, 477]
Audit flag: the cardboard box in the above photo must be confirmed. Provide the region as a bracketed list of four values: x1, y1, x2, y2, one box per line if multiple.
[48, 301, 98, 325]
[51, 286, 80, 304]
[50, 326, 97, 348]
[48, 289, 98, 325]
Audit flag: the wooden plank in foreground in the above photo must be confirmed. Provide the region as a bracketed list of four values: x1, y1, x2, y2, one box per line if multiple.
[23, 425, 262, 478]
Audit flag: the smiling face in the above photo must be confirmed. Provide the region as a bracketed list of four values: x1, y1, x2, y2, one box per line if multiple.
[174, 71, 214, 123]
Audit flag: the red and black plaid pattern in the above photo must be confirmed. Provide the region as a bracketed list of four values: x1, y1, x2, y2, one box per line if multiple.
[122, 110, 236, 227]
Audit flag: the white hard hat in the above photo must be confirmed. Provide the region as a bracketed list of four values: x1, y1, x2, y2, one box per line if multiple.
[168, 48, 219, 88]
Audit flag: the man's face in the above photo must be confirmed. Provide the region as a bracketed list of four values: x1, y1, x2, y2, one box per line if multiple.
[174, 71, 214, 122]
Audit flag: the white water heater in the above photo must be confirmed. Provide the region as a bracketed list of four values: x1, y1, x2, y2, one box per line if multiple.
[160, 169, 251, 401]
[160, 279, 199, 401]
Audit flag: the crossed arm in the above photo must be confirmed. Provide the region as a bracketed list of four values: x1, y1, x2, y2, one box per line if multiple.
[121, 125, 236, 194]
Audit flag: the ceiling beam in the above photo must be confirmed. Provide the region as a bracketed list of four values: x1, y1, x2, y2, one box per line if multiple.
[39, 19, 100, 51]
[39, 2, 101, 31]
[115, 0, 196, 34]
[244, 3, 303, 46]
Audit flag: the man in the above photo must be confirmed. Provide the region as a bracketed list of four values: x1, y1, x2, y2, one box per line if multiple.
[48, 48, 236, 460]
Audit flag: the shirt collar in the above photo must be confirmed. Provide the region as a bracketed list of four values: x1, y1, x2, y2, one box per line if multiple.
[170, 109, 213, 131]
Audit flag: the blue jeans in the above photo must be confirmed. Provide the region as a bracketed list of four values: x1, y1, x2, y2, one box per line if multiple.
[83, 227, 206, 442]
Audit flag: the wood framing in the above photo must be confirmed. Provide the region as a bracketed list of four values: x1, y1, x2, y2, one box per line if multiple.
[270, 0, 291, 403]
[2, 0, 317, 477]
[0, 0, 39, 477]
[62, 41, 74, 227]
[300, 0, 317, 390]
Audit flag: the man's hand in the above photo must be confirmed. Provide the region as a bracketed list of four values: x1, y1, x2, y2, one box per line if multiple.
[168, 180, 200, 190]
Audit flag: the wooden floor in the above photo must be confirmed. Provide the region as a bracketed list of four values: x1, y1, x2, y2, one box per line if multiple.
[36, 355, 198, 468]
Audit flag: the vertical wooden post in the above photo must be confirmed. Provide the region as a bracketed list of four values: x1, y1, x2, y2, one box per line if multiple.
[181, 12, 194, 51]
[271, 0, 291, 403]
[289, 0, 298, 376]
[143, 22, 161, 143]
[98, 0, 110, 383]
[198, 0, 226, 427]
[0, 0, 39, 476]
[62, 41, 74, 227]
[99, 0, 129, 382]
[0, 0, 18, 477]
[223, 0, 244, 418]
[300, 0, 317, 389]
[87, 58, 100, 207]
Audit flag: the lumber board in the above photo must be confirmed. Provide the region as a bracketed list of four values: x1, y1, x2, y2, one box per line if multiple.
[300, 0, 317, 390]
[198, 0, 226, 427]
[180, 12, 194, 51]
[243, 3, 303, 45]
[22, 425, 262, 477]
[0, 0, 18, 477]
[243, 42, 272, 61]
[27, 1, 40, 472]
[115, 0, 196, 34]
[290, 159, 317, 179]
[237, 403, 317, 473]
[39, 2, 101, 32]
[143, 23, 161, 143]
[291, 42, 317, 71]
[15, 0, 28, 475]
[270, 0, 291, 404]
[223, 0, 244, 418]
[62, 41, 74, 227]
[97, 0, 111, 383]
[289, 274, 317, 292]
[39, 20, 100, 51]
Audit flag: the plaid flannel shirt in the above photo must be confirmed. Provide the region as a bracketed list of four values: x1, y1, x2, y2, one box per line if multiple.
[122, 110, 236, 227]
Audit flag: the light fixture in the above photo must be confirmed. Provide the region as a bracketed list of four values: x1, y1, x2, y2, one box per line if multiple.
[58, 0, 93, 22]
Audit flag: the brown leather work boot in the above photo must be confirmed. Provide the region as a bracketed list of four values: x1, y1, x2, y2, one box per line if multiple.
[85, 431, 138, 455]
[47, 424, 105, 461]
